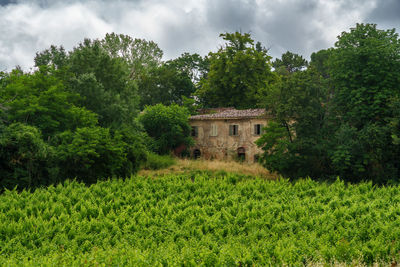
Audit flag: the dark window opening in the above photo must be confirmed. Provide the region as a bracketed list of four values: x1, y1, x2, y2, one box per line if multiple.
[193, 149, 201, 159]
[254, 124, 263, 135]
[237, 147, 245, 161]
[191, 126, 198, 137]
[229, 125, 239, 136]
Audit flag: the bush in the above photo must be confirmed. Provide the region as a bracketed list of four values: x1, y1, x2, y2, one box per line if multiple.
[142, 153, 176, 170]
[54, 126, 146, 183]
[0, 123, 55, 189]
[139, 104, 193, 155]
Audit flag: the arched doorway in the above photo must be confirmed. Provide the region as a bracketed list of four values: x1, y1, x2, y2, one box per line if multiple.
[193, 149, 201, 159]
[237, 147, 245, 162]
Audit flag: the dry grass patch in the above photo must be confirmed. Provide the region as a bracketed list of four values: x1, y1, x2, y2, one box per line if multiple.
[139, 158, 278, 179]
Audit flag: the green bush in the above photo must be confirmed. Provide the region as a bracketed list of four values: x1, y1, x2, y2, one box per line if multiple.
[139, 103, 193, 155]
[142, 153, 176, 170]
[0, 123, 56, 189]
[53, 126, 146, 184]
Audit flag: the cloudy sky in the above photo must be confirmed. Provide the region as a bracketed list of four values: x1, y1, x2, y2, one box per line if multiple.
[0, 0, 399, 71]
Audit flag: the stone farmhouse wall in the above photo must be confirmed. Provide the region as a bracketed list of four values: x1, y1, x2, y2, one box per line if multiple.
[189, 115, 268, 163]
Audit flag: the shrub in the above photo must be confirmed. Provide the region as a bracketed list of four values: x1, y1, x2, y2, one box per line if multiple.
[139, 104, 193, 154]
[0, 123, 55, 189]
[142, 153, 176, 170]
[54, 126, 146, 183]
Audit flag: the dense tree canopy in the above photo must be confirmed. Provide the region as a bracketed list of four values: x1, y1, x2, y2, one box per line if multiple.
[139, 104, 193, 155]
[258, 23, 400, 183]
[196, 32, 275, 109]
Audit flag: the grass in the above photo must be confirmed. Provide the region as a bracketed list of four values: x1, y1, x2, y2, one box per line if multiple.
[138, 158, 278, 179]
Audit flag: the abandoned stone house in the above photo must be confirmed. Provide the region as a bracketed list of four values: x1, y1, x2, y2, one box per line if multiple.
[189, 108, 270, 163]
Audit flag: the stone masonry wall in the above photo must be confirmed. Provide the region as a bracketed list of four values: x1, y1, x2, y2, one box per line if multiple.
[189, 117, 268, 163]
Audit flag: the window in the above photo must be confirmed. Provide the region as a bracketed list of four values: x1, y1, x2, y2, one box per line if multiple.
[254, 124, 263, 135]
[210, 124, 218, 136]
[191, 126, 198, 137]
[229, 125, 239, 136]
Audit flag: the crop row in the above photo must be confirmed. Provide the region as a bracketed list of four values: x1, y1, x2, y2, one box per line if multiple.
[1, 172, 400, 265]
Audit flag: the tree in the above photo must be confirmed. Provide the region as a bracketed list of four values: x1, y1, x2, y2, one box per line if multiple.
[166, 53, 209, 85]
[0, 123, 55, 189]
[196, 32, 275, 109]
[53, 126, 146, 184]
[137, 63, 196, 109]
[257, 68, 329, 178]
[100, 33, 163, 80]
[327, 23, 400, 182]
[68, 38, 139, 129]
[0, 67, 98, 138]
[272, 51, 308, 75]
[139, 104, 193, 155]
[34, 45, 68, 70]
[258, 23, 400, 183]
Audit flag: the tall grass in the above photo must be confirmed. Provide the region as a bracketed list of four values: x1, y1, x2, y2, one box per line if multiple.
[139, 158, 277, 179]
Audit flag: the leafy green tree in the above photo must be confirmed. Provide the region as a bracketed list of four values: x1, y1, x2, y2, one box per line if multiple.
[137, 63, 196, 109]
[68, 38, 139, 129]
[0, 123, 55, 189]
[34, 45, 68, 70]
[272, 51, 308, 75]
[258, 23, 400, 183]
[166, 53, 209, 84]
[196, 32, 275, 109]
[139, 104, 193, 155]
[327, 23, 400, 182]
[54, 126, 145, 183]
[0, 67, 97, 137]
[100, 33, 163, 80]
[257, 68, 329, 178]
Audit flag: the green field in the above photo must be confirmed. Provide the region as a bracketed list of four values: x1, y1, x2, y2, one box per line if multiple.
[1, 172, 400, 266]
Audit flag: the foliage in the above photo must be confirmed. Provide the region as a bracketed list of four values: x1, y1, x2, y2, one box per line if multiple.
[100, 32, 163, 80]
[68, 38, 139, 129]
[0, 67, 98, 137]
[1, 174, 400, 265]
[142, 152, 176, 170]
[272, 51, 308, 75]
[166, 52, 209, 84]
[0, 123, 55, 189]
[137, 63, 196, 109]
[259, 23, 400, 183]
[53, 127, 146, 184]
[196, 32, 275, 109]
[139, 104, 193, 155]
[327, 23, 400, 182]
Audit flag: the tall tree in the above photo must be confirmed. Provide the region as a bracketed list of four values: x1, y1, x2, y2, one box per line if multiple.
[327, 23, 400, 182]
[258, 23, 400, 183]
[100, 33, 163, 80]
[272, 51, 308, 75]
[68, 38, 139, 129]
[196, 32, 275, 109]
[137, 63, 195, 109]
[166, 53, 209, 85]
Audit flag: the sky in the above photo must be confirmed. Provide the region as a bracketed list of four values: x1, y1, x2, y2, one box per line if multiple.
[0, 0, 399, 71]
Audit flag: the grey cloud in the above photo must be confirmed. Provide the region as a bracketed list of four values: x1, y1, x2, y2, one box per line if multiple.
[367, 0, 400, 24]
[0, 0, 399, 71]
[205, 0, 258, 32]
[0, 0, 16, 5]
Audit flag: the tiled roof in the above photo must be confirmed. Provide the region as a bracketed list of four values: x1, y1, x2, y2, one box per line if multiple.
[190, 108, 267, 120]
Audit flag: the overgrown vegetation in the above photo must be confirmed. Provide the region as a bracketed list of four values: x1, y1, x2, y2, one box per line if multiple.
[257, 23, 400, 183]
[141, 153, 176, 170]
[1, 173, 400, 265]
[1, 23, 400, 186]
